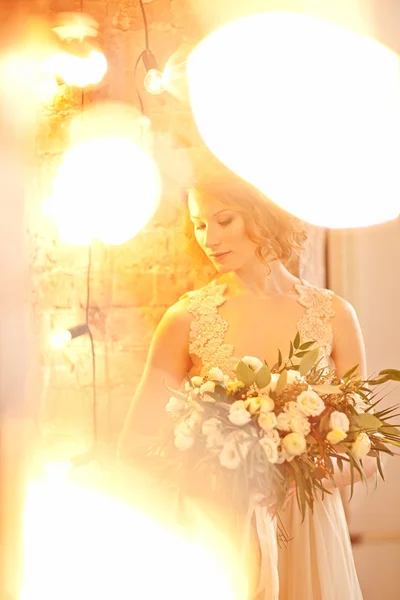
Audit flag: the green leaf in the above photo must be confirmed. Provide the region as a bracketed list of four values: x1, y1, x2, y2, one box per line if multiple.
[235, 360, 255, 386]
[319, 412, 331, 435]
[312, 384, 342, 395]
[255, 364, 271, 389]
[289, 341, 294, 360]
[299, 347, 320, 376]
[353, 413, 382, 430]
[278, 349, 283, 367]
[276, 370, 288, 395]
[379, 425, 400, 437]
[342, 365, 360, 380]
[336, 457, 344, 473]
[293, 331, 300, 349]
[299, 341, 316, 351]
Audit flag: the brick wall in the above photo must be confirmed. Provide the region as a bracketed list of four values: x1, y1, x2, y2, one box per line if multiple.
[31, 0, 324, 458]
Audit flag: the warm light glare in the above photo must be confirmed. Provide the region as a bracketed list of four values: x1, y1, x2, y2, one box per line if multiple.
[144, 68, 166, 95]
[187, 12, 400, 228]
[22, 463, 242, 600]
[49, 329, 72, 350]
[45, 133, 161, 246]
[42, 49, 107, 87]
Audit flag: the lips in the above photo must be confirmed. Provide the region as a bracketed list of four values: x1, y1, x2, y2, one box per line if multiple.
[210, 251, 231, 259]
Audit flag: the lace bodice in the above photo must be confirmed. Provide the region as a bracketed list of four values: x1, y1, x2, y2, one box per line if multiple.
[184, 279, 335, 377]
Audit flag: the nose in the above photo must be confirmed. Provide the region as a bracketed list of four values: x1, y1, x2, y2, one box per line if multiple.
[204, 224, 221, 249]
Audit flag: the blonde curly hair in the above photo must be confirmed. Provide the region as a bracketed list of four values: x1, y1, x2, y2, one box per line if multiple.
[184, 160, 308, 272]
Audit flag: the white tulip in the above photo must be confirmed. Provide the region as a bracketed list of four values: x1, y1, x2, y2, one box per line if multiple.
[242, 356, 264, 373]
[351, 432, 371, 459]
[329, 411, 350, 433]
[208, 367, 225, 382]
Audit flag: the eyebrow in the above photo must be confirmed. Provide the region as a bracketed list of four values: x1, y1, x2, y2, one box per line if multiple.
[190, 209, 232, 220]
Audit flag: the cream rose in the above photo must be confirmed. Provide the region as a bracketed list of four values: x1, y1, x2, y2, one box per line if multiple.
[219, 441, 241, 469]
[326, 429, 347, 445]
[263, 428, 281, 445]
[202, 417, 221, 436]
[261, 373, 280, 394]
[229, 401, 251, 426]
[247, 395, 275, 415]
[166, 396, 186, 415]
[208, 367, 225, 383]
[276, 411, 293, 432]
[190, 376, 203, 387]
[174, 433, 194, 451]
[286, 369, 302, 385]
[351, 432, 371, 459]
[200, 380, 216, 394]
[329, 411, 350, 433]
[290, 415, 311, 436]
[258, 411, 278, 431]
[297, 389, 325, 417]
[206, 430, 225, 453]
[242, 356, 264, 373]
[259, 437, 279, 464]
[281, 432, 307, 457]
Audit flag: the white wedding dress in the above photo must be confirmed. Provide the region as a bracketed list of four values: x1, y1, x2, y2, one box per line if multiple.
[182, 279, 363, 600]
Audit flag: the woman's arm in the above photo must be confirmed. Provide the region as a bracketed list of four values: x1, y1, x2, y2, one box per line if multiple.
[329, 295, 376, 486]
[117, 299, 192, 459]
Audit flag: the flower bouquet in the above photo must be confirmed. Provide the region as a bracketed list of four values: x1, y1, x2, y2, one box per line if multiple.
[147, 334, 400, 544]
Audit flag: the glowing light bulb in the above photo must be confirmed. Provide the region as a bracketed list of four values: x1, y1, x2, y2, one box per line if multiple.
[144, 68, 164, 95]
[45, 104, 162, 247]
[50, 329, 72, 350]
[187, 12, 400, 229]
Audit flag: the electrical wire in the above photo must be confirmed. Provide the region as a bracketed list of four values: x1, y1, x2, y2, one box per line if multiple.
[139, 0, 150, 51]
[134, 50, 146, 116]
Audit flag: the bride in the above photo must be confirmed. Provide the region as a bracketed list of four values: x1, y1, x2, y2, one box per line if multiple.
[118, 161, 375, 599]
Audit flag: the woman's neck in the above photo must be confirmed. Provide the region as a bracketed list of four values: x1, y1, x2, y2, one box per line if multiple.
[218, 259, 300, 297]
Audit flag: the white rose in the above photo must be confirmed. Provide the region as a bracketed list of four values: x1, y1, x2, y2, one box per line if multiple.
[174, 420, 193, 437]
[259, 437, 279, 464]
[190, 376, 203, 387]
[200, 380, 216, 394]
[276, 446, 294, 463]
[208, 367, 225, 383]
[282, 432, 307, 457]
[263, 429, 281, 445]
[329, 411, 350, 433]
[351, 432, 371, 460]
[285, 400, 303, 415]
[261, 373, 280, 394]
[188, 411, 202, 428]
[219, 441, 242, 469]
[297, 390, 325, 417]
[286, 369, 302, 385]
[290, 415, 311, 436]
[326, 429, 347, 445]
[166, 396, 186, 415]
[276, 411, 293, 432]
[202, 417, 221, 436]
[260, 396, 275, 413]
[174, 433, 195, 451]
[258, 411, 278, 431]
[229, 407, 251, 426]
[242, 356, 264, 373]
[206, 430, 225, 452]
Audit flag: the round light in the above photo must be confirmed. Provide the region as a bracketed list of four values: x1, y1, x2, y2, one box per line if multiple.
[50, 329, 72, 350]
[144, 68, 165, 95]
[187, 13, 400, 229]
[46, 135, 161, 246]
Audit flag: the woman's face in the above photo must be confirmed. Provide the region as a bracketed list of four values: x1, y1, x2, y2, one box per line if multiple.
[187, 188, 259, 273]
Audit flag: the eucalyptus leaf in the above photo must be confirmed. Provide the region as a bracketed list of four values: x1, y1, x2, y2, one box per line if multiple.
[299, 347, 320, 376]
[342, 365, 360, 380]
[299, 341, 316, 351]
[312, 384, 342, 395]
[293, 331, 300, 349]
[235, 360, 255, 386]
[353, 413, 382, 430]
[379, 425, 400, 437]
[276, 370, 288, 395]
[255, 364, 271, 389]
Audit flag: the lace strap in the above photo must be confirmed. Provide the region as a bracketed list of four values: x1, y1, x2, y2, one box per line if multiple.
[295, 281, 335, 358]
[184, 281, 236, 375]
